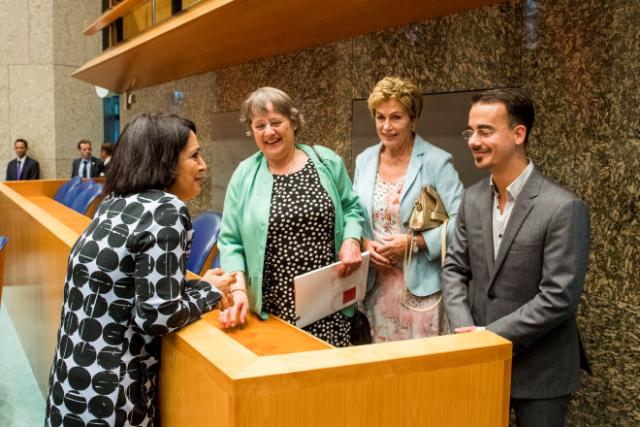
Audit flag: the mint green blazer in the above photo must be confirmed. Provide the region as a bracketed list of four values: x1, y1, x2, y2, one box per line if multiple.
[218, 144, 364, 319]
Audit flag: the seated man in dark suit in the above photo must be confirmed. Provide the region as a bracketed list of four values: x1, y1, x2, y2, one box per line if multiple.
[71, 139, 104, 178]
[6, 138, 40, 181]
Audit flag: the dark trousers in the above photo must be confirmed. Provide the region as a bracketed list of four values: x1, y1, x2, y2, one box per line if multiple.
[510, 395, 571, 427]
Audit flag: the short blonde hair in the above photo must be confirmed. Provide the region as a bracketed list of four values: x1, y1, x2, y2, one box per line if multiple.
[367, 77, 423, 119]
[239, 87, 305, 136]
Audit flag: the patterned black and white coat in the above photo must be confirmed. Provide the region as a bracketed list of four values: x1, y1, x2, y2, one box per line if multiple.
[45, 189, 221, 426]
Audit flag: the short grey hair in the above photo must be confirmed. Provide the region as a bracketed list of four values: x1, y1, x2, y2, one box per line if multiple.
[239, 87, 305, 136]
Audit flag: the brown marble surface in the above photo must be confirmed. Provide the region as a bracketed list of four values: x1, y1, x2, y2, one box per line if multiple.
[571, 295, 640, 426]
[351, 2, 521, 99]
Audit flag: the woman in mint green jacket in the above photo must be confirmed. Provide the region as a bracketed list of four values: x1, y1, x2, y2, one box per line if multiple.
[217, 87, 364, 347]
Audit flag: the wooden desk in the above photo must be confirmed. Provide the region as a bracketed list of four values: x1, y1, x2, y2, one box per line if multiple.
[0, 180, 512, 426]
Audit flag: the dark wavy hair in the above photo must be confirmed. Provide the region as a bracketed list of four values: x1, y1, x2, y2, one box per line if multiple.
[103, 113, 196, 197]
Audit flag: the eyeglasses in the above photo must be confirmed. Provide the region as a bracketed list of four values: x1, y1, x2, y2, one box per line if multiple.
[461, 127, 507, 140]
[252, 121, 285, 132]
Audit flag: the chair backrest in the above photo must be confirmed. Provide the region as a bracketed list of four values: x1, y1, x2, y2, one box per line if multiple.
[70, 182, 104, 215]
[61, 179, 91, 207]
[0, 236, 8, 306]
[53, 176, 82, 202]
[187, 212, 223, 276]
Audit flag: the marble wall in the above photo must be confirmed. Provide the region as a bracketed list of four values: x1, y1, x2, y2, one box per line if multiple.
[0, 0, 102, 180]
[123, 0, 639, 424]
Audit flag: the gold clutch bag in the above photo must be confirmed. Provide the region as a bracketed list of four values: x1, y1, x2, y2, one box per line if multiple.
[408, 186, 448, 232]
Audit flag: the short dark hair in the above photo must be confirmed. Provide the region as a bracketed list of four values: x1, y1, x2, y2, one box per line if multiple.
[14, 138, 28, 149]
[103, 113, 196, 197]
[77, 139, 92, 150]
[100, 142, 115, 156]
[471, 88, 535, 145]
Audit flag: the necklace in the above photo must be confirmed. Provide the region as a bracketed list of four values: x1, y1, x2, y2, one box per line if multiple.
[284, 150, 299, 175]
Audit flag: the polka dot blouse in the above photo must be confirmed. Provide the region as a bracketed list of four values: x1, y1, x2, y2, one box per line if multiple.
[262, 160, 350, 347]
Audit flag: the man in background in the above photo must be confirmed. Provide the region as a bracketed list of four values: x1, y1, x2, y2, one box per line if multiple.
[442, 89, 590, 427]
[71, 139, 103, 178]
[6, 138, 40, 181]
[100, 142, 115, 176]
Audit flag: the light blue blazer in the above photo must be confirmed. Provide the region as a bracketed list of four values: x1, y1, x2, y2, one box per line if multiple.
[353, 134, 464, 296]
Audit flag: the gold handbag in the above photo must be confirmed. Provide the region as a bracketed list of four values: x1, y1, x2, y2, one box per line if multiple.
[403, 186, 449, 312]
[408, 186, 448, 232]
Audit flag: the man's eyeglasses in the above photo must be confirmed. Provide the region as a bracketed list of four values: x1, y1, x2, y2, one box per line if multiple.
[461, 128, 504, 140]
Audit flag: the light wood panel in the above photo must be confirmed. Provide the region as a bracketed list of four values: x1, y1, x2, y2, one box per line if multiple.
[202, 310, 330, 355]
[0, 182, 86, 393]
[160, 324, 512, 427]
[4, 179, 68, 198]
[73, 0, 507, 92]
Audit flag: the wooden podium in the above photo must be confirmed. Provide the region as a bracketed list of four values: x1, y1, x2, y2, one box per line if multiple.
[1, 180, 512, 427]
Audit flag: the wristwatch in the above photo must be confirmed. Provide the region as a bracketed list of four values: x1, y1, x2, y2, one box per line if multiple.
[411, 234, 419, 254]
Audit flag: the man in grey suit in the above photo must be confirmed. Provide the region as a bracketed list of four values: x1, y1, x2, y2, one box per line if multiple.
[442, 89, 590, 427]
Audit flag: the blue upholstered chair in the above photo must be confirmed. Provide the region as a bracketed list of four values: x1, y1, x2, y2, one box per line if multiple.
[69, 182, 104, 215]
[53, 176, 82, 203]
[187, 212, 223, 276]
[0, 236, 8, 306]
[61, 179, 91, 207]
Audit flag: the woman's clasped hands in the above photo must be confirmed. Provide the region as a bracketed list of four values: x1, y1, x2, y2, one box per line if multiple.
[364, 234, 411, 270]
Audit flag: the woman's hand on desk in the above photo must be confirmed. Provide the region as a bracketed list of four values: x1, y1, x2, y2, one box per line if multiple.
[201, 268, 237, 310]
[337, 238, 362, 277]
[218, 273, 249, 329]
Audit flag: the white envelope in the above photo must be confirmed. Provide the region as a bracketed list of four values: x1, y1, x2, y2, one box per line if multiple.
[294, 251, 370, 328]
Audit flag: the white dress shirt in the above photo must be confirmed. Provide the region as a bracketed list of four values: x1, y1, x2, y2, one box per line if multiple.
[490, 161, 534, 259]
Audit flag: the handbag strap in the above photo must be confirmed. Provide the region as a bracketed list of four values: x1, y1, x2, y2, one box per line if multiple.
[440, 217, 448, 268]
[401, 218, 448, 312]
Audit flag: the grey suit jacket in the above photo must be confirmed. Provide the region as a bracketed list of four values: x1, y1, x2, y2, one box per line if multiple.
[442, 167, 590, 399]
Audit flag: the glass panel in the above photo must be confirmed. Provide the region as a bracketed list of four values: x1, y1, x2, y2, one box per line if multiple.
[122, 1, 152, 40]
[156, 0, 174, 24]
[183, 0, 203, 9]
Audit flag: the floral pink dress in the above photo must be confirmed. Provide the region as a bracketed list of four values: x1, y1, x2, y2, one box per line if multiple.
[364, 175, 447, 342]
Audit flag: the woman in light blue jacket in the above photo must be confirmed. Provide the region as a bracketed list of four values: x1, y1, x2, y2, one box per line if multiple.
[217, 87, 364, 347]
[354, 77, 463, 342]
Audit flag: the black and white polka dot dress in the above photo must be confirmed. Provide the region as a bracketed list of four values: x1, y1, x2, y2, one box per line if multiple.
[44, 189, 221, 427]
[262, 160, 350, 347]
